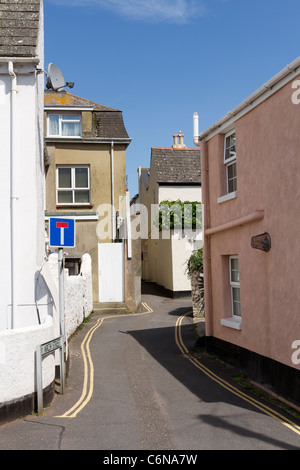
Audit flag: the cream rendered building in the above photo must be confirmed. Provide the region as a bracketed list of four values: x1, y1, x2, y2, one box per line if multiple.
[138, 134, 202, 296]
[44, 90, 132, 308]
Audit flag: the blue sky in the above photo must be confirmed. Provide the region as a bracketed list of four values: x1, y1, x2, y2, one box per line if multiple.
[44, 0, 300, 197]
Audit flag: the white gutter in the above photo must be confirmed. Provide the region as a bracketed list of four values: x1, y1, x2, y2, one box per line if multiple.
[0, 57, 39, 64]
[44, 106, 94, 111]
[45, 137, 132, 145]
[8, 61, 18, 329]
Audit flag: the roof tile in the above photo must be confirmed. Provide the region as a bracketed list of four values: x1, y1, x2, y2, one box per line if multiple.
[151, 147, 201, 184]
[0, 0, 41, 57]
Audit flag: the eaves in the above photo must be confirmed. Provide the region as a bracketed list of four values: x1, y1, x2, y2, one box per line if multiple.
[45, 106, 94, 111]
[198, 56, 300, 142]
[45, 137, 132, 145]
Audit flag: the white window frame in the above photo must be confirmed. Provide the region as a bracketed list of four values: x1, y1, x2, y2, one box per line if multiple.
[47, 113, 82, 138]
[229, 255, 241, 319]
[224, 130, 237, 195]
[56, 165, 90, 206]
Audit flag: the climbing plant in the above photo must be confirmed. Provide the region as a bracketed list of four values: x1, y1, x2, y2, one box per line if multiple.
[154, 200, 202, 231]
[185, 248, 203, 277]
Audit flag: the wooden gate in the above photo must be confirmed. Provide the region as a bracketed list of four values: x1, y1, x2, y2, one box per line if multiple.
[98, 242, 124, 302]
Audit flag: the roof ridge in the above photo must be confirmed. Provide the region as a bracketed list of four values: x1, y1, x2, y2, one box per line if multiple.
[151, 147, 200, 150]
[64, 91, 118, 111]
[44, 90, 119, 111]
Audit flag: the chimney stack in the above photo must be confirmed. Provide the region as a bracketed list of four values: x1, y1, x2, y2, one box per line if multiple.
[172, 131, 186, 149]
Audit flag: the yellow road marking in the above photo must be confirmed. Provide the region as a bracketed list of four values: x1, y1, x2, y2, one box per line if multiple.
[56, 303, 152, 418]
[58, 302, 300, 437]
[175, 311, 300, 437]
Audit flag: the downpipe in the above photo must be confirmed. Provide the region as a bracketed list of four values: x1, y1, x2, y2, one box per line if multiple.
[8, 61, 18, 329]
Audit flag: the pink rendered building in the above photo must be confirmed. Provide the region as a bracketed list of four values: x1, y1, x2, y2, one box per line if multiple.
[193, 57, 300, 405]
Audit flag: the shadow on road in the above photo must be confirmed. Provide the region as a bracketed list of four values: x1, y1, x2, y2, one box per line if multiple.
[127, 282, 300, 450]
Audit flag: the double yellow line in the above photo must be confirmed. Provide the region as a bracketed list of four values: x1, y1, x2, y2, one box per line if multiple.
[57, 303, 152, 419]
[57, 317, 104, 418]
[58, 303, 300, 437]
[175, 311, 300, 437]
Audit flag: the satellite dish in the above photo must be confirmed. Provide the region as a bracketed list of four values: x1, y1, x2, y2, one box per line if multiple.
[46, 63, 74, 91]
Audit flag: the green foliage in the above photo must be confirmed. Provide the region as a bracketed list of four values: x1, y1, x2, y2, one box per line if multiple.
[154, 200, 202, 231]
[186, 248, 203, 277]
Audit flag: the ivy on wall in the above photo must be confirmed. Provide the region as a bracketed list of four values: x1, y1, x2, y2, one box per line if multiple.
[154, 200, 202, 231]
[186, 248, 203, 276]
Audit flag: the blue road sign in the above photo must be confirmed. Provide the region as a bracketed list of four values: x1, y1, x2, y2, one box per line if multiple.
[49, 218, 75, 248]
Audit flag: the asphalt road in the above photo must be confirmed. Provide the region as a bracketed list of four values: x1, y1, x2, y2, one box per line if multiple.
[0, 283, 300, 451]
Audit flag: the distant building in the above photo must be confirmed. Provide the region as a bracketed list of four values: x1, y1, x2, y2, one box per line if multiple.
[138, 134, 202, 296]
[193, 57, 300, 405]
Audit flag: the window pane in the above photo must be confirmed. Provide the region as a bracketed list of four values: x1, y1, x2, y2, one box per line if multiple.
[75, 167, 88, 188]
[61, 114, 80, 121]
[227, 162, 237, 193]
[57, 190, 73, 204]
[58, 168, 71, 188]
[225, 132, 236, 161]
[230, 258, 239, 282]
[232, 287, 241, 316]
[61, 121, 81, 136]
[48, 114, 59, 135]
[74, 190, 90, 203]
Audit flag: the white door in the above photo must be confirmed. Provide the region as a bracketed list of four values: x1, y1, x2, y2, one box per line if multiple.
[98, 242, 125, 302]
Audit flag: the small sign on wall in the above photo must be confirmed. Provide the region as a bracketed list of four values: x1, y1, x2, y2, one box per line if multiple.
[251, 232, 271, 252]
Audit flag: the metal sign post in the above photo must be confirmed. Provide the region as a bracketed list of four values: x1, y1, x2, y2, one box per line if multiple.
[36, 336, 64, 414]
[58, 247, 66, 393]
[36, 218, 76, 411]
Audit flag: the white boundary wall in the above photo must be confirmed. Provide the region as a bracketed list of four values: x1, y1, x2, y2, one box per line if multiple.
[49, 253, 93, 338]
[0, 253, 93, 406]
[0, 316, 55, 403]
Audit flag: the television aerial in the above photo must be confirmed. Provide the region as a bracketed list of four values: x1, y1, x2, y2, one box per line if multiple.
[46, 63, 74, 91]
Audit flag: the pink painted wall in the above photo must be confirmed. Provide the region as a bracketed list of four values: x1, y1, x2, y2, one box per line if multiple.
[205, 75, 300, 369]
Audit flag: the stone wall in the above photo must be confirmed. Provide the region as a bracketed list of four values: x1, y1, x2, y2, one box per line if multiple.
[190, 271, 204, 318]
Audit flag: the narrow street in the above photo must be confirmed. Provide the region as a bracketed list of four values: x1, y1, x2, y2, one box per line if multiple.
[0, 283, 299, 451]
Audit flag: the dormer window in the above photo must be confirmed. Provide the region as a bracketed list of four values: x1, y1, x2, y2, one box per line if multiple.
[48, 113, 82, 137]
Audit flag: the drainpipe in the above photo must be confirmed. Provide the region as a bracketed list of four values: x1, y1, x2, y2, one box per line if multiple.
[111, 141, 115, 241]
[193, 112, 213, 337]
[8, 61, 18, 329]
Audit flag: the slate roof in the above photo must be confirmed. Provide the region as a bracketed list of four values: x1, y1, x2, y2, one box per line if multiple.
[0, 0, 41, 57]
[151, 147, 201, 184]
[44, 90, 130, 140]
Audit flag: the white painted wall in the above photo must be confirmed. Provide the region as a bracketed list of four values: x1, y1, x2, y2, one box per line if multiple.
[171, 232, 202, 291]
[158, 185, 202, 203]
[0, 60, 48, 329]
[0, 1, 60, 412]
[49, 253, 93, 338]
[154, 185, 202, 292]
[0, 253, 93, 407]
[0, 316, 55, 403]
[0, 72, 12, 330]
